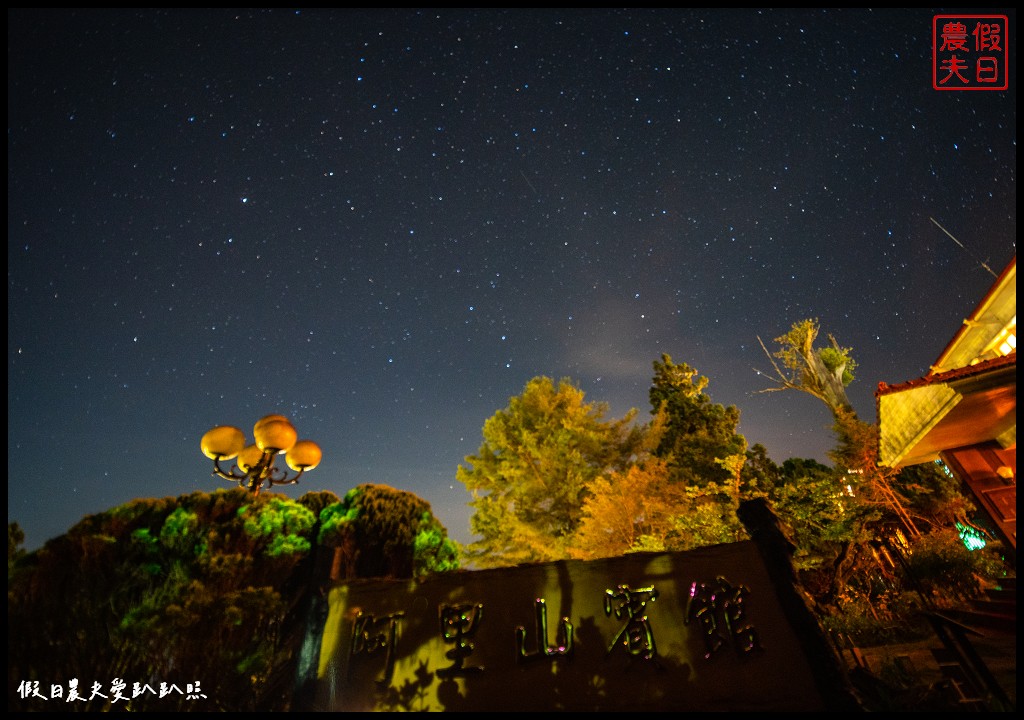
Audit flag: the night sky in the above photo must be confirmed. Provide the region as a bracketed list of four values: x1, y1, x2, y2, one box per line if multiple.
[8, 8, 1016, 552]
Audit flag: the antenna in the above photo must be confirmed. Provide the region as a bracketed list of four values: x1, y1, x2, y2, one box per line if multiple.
[929, 217, 997, 278]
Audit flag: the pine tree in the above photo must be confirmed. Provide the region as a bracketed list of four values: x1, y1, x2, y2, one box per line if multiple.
[649, 353, 747, 487]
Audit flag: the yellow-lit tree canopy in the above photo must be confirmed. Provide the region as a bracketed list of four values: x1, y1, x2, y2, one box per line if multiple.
[457, 376, 647, 567]
[461, 361, 758, 566]
[756, 318, 857, 414]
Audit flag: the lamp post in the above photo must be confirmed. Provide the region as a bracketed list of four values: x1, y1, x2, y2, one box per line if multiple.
[200, 414, 322, 495]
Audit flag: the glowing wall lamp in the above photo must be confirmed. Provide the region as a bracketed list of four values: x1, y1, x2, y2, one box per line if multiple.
[200, 414, 322, 495]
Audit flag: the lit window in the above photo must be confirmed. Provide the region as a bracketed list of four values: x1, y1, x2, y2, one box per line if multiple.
[998, 333, 1016, 356]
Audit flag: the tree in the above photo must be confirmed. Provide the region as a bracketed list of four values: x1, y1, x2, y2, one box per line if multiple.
[569, 457, 682, 559]
[742, 443, 782, 493]
[766, 457, 870, 577]
[458, 376, 646, 567]
[318, 483, 459, 579]
[753, 319, 997, 616]
[669, 482, 750, 550]
[569, 356, 758, 559]
[8, 522, 24, 559]
[8, 522, 25, 578]
[757, 319, 920, 539]
[755, 318, 856, 413]
[8, 490, 319, 712]
[892, 461, 977, 533]
[829, 405, 920, 540]
[649, 354, 748, 487]
[8, 485, 459, 713]
[647, 354, 754, 548]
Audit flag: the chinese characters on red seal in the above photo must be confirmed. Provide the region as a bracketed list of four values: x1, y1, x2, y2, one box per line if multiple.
[933, 15, 1008, 90]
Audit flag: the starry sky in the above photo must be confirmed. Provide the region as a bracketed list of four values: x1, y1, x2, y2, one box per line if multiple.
[8, 8, 1016, 552]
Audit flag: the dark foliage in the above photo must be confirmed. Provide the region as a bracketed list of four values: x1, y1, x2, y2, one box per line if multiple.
[8, 487, 458, 712]
[318, 483, 459, 579]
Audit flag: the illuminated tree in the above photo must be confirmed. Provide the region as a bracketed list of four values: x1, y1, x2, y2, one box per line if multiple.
[7, 485, 458, 713]
[458, 376, 646, 567]
[669, 482, 749, 549]
[756, 319, 919, 539]
[830, 405, 920, 539]
[7, 490, 316, 711]
[318, 483, 459, 579]
[568, 355, 759, 560]
[642, 355, 755, 549]
[752, 320, 996, 610]
[569, 458, 682, 559]
[755, 318, 856, 413]
[649, 354, 748, 487]
[764, 457, 869, 575]
[571, 457, 754, 560]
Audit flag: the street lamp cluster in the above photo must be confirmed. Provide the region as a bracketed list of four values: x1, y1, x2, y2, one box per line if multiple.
[200, 414, 322, 495]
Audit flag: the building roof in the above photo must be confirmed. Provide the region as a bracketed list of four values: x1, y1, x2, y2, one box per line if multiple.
[930, 257, 1017, 376]
[876, 257, 1016, 468]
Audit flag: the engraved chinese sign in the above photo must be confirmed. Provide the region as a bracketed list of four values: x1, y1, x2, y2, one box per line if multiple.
[311, 542, 830, 712]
